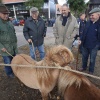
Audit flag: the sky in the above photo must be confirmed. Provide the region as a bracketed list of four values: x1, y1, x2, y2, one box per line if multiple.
[58, 0, 67, 5]
[85, 0, 89, 3]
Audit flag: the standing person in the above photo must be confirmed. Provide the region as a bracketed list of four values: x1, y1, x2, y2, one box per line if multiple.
[53, 4, 79, 49]
[79, 7, 100, 74]
[23, 7, 47, 60]
[78, 13, 86, 38]
[78, 13, 86, 53]
[0, 4, 18, 78]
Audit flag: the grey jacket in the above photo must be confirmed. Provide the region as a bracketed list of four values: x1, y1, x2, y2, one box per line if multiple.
[53, 14, 79, 49]
[23, 16, 47, 47]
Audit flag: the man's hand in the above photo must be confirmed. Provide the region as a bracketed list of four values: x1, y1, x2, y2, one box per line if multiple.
[28, 39, 32, 43]
[78, 40, 81, 45]
[1, 48, 7, 52]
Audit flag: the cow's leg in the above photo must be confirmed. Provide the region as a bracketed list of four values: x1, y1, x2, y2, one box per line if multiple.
[41, 92, 48, 100]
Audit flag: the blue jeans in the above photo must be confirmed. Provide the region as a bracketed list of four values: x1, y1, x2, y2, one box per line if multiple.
[82, 45, 99, 73]
[2, 56, 14, 76]
[29, 44, 45, 60]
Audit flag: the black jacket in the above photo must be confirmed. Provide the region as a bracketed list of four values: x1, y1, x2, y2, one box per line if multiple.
[81, 18, 100, 48]
[23, 16, 47, 47]
[79, 19, 86, 37]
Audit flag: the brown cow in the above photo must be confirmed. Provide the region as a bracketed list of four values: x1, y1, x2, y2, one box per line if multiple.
[11, 45, 74, 100]
[58, 66, 100, 100]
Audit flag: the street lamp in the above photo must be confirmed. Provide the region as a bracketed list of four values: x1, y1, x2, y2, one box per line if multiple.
[13, 5, 17, 19]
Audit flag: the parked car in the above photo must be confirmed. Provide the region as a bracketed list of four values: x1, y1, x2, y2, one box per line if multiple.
[19, 19, 25, 26]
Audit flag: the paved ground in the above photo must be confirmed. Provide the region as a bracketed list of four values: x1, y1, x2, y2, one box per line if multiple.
[15, 26, 27, 47]
[15, 26, 55, 47]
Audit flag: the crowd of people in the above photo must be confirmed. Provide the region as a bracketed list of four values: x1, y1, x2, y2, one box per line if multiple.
[53, 4, 100, 75]
[0, 3, 100, 78]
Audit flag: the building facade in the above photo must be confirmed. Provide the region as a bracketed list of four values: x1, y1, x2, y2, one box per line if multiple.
[2, 0, 30, 20]
[89, 0, 100, 10]
[2, 0, 57, 20]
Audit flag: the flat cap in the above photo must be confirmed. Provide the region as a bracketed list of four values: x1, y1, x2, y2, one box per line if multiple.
[89, 7, 100, 14]
[30, 7, 38, 12]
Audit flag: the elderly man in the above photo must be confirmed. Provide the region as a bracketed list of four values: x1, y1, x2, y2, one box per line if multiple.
[79, 7, 100, 74]
[0, 4, 18, 78]
[23, 7, 47, 60]
[53, 4, 79, 49]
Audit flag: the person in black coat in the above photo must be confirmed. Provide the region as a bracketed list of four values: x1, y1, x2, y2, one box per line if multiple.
[79, 7, 100, 74]
[78, 13, 86, 53]
[23, 7, 47, 60]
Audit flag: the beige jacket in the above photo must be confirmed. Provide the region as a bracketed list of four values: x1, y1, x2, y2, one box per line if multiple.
[53, 14, 79, 49]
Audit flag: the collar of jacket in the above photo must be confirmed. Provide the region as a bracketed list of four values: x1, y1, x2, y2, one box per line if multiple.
[28, 16, 42, 21]
[59, 12, 72, 22]
[79, 19, 86, 23]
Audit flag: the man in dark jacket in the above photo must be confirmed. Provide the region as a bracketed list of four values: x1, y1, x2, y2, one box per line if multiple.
[0, 4, 18, 78]
[23, 7, 47, 60]
[78, 13, 86, 38]
[79, 7, 100, 74]
[78, 13, 86, 53]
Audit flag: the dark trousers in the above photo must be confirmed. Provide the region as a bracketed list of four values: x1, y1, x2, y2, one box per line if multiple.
[2, 56, 13, 76]
[82, 45, 99, 73]
[2, 51, 16, 76]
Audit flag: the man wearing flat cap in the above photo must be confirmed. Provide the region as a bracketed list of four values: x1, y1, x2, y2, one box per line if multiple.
[0, 4, 18, 78]
[79, 7, 100, 74]
[23, 7, 47, 60]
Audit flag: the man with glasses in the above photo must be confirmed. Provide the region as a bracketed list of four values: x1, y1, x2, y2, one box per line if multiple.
[0, 4, 18, 78]
[53, 4, 79, 49]
[23, 7, 47, 60]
